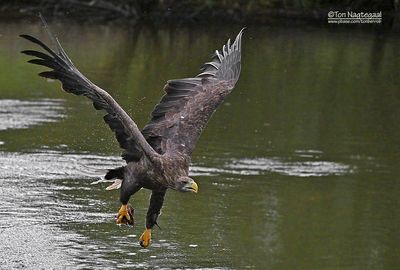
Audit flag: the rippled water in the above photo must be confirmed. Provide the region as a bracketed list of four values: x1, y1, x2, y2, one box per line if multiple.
[0, 99, 65, 131]
[0, 148, 358, 269]
[1, 20, 400, 269]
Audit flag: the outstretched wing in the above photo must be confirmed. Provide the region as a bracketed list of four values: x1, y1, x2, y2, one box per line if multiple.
[20, 30, 158, 163]
[142, 29, 244, 158]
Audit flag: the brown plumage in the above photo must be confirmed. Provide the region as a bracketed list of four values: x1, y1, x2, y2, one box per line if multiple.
[21, 17, 244, 248]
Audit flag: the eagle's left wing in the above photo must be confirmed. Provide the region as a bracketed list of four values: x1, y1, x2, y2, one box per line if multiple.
[142, 29, 244, 158]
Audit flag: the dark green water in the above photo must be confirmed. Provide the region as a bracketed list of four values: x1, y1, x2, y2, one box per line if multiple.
[1, 20, 400, 269]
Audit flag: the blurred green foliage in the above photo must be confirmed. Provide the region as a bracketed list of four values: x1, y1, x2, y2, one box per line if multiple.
[0, 0, 397, 23]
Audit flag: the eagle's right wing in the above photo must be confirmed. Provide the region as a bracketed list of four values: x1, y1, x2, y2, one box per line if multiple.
[20, 31, 158, 163]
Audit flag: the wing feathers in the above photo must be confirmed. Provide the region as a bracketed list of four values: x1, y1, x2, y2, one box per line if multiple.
[21, 50, 54, 61]
[142, 29, 244, 156]
[22, 25, 244, 162]
[197, 28, 244, 83]
[21, 28, 158, 163]
[20, 34, 62, 61]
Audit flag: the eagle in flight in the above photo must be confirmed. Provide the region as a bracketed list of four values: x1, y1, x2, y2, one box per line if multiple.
[21, 18, 244, 248]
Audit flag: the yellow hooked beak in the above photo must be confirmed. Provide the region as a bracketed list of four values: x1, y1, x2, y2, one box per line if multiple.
[190, 181, 198, 193]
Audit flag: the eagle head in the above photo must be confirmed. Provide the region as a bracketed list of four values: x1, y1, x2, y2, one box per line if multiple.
[175, 176, 198, 193]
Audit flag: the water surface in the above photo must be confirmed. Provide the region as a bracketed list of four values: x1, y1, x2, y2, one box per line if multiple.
[1, 20, 400, 269]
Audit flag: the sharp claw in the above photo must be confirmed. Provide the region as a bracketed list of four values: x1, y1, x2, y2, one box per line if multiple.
[139, 229, 151, 248]
[116, 204, 134, 226]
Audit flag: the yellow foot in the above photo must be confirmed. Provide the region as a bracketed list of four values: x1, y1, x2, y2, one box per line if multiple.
[139, 229, 151, 248]
[116, 204, 134, 226]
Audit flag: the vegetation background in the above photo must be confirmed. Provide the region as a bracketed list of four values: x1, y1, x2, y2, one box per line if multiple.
[0, 0, 398, 27]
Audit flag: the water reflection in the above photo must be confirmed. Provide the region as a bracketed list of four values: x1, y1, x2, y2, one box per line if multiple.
[225, 157, 353, 177]
[0, 99, 65, 131]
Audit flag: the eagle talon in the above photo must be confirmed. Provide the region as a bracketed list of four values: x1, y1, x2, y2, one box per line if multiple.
[116, 204, 134, 226]
[139, 229, 151, 248]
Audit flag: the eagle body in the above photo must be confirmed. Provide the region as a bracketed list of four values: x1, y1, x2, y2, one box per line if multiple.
[121, 152, 190, 193]
[21, 19, 244, 247]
